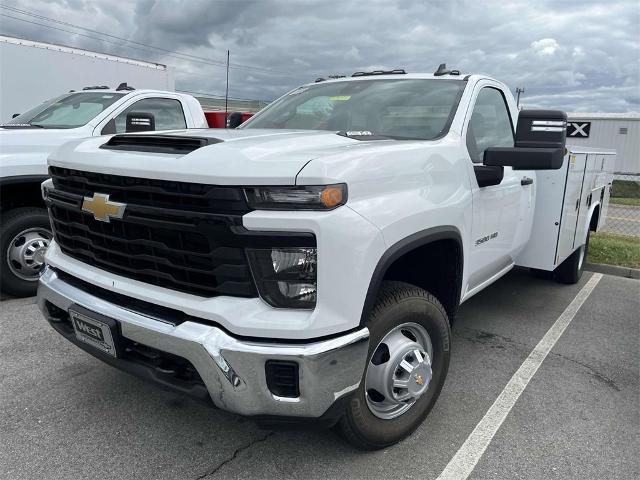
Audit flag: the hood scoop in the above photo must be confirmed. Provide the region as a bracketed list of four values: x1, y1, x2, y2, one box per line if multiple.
[100, 134, 223, 154]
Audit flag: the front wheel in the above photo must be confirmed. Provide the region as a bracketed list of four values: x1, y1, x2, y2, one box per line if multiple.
[0, 207, 52, 297]
[337, 281, 451, 450]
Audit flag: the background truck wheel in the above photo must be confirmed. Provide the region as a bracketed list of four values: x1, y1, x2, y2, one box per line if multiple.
[0, 207, 52, 297]
[337, 281, 451, 450]
[555, 230, 590, 285]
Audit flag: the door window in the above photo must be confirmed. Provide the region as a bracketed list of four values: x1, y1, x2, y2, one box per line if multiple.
[112, 98, 187, 133]
[466, 88, 514, 163]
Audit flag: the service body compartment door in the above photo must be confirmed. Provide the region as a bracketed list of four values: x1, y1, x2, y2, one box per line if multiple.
[597, 154, 616, 229]
[556, 153, 587, 265]
[515, 155, 568, 271]
[573, 153, 598, 252]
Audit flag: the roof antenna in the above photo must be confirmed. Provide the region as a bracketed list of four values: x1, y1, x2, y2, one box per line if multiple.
[434, 63, 461, 76]
[434, 63, 450, 76]
[116, 82, 135, 91]
[224, 50, 230, 128]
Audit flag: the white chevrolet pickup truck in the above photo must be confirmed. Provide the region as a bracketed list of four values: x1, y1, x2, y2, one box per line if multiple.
[37, 67, 614, 449]
[0, 86, 207, 296]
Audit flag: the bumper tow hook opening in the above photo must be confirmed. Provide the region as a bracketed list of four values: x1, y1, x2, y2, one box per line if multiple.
[211, 350, 245, 390]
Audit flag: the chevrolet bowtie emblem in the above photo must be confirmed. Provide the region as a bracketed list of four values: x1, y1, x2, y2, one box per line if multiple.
[82, 193, 126, 223]
[415, 374, 425, 386]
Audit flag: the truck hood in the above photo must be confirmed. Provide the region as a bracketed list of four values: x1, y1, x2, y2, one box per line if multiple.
[48, 129, 395, 185]
[0, 127, 87, 153]
[0, 127, 89, 179]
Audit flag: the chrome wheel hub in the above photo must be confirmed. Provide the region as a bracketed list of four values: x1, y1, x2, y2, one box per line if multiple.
[7, 228, 52, 281]
[365, 322, 433, 420]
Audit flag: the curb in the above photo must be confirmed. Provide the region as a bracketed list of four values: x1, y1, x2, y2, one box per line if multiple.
[585, 263, 640, 280]
[609, 202, 640, 209]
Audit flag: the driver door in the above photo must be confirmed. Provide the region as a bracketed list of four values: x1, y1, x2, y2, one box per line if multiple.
[465, 86, 529, 295]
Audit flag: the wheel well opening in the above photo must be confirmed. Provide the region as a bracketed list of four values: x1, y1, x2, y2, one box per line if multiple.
[1, 182, 45, 213]
[382, 239, 462, 321]
[590, 204, 600, 232]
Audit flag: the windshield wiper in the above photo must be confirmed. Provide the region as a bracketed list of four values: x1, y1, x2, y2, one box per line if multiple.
[337, 131, 423, 141]
[0, 123, 45, 129]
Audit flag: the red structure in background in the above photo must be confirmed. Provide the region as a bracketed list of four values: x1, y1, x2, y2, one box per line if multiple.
[204, 112, 254, 128]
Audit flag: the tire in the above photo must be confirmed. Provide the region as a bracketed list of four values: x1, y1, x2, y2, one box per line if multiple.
[0, 207, 52, 297]
[555, 230, 590, 285]
[337, 281, 451, 450]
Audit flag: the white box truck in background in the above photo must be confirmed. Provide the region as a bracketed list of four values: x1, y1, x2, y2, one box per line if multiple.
[0, 35, 175, 122]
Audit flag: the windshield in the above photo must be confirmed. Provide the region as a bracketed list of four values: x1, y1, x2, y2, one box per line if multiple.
[4, 92, 125, 129]
[243, 79, 466, 140]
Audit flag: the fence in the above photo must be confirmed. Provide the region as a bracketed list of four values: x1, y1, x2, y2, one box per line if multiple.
[601, 174, 640, 237]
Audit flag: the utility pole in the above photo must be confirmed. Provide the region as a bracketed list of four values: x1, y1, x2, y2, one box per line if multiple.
[516, 87, 525, 108]
[224, 50, 230, 127]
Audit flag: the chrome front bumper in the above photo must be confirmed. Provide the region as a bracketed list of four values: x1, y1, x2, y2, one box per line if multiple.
[38, 267, 369, 418]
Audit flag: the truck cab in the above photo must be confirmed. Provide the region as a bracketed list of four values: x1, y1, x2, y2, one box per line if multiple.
[0, 86, 207, 296]
[36, 68, 613, 449]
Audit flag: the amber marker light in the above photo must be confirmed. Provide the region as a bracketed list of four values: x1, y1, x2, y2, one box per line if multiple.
[320, 186, 345, 208]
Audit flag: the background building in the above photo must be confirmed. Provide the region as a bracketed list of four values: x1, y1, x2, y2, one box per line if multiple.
[566, 112, 639, 174]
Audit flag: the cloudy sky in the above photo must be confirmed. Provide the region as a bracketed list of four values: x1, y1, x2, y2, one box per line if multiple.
[1, 0, 638, 111]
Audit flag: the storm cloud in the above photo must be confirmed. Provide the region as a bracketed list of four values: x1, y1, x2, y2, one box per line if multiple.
[1, 0, 638, 111]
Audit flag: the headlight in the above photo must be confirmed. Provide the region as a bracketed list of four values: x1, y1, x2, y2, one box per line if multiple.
[244, 184, 347, 210]
[247, 247, 317, 309]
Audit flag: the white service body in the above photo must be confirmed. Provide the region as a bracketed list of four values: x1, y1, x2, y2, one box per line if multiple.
[517, 147, 615, 271]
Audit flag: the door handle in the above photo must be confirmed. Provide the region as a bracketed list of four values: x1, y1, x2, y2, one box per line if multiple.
[521, 177, 534, 186]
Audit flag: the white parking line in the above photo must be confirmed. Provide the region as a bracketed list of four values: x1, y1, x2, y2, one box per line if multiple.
[437, 273, 603, 480]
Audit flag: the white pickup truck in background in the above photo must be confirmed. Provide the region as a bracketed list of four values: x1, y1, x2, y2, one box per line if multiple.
[37, 67, 615, 449]
[0, 86, 207, 296]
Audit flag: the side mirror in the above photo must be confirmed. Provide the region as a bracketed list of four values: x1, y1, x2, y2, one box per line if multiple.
[227, 112, 244, 129]
[11, 113, 20, 118]
[126, 112, 155, 133]
[484, 110, 567, 170]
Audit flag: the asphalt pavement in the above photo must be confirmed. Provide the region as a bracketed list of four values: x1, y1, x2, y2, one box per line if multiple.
[0, 269, 638, 479]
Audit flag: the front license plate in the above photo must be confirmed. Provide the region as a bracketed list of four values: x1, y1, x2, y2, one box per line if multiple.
[70, 309, 118, 358]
